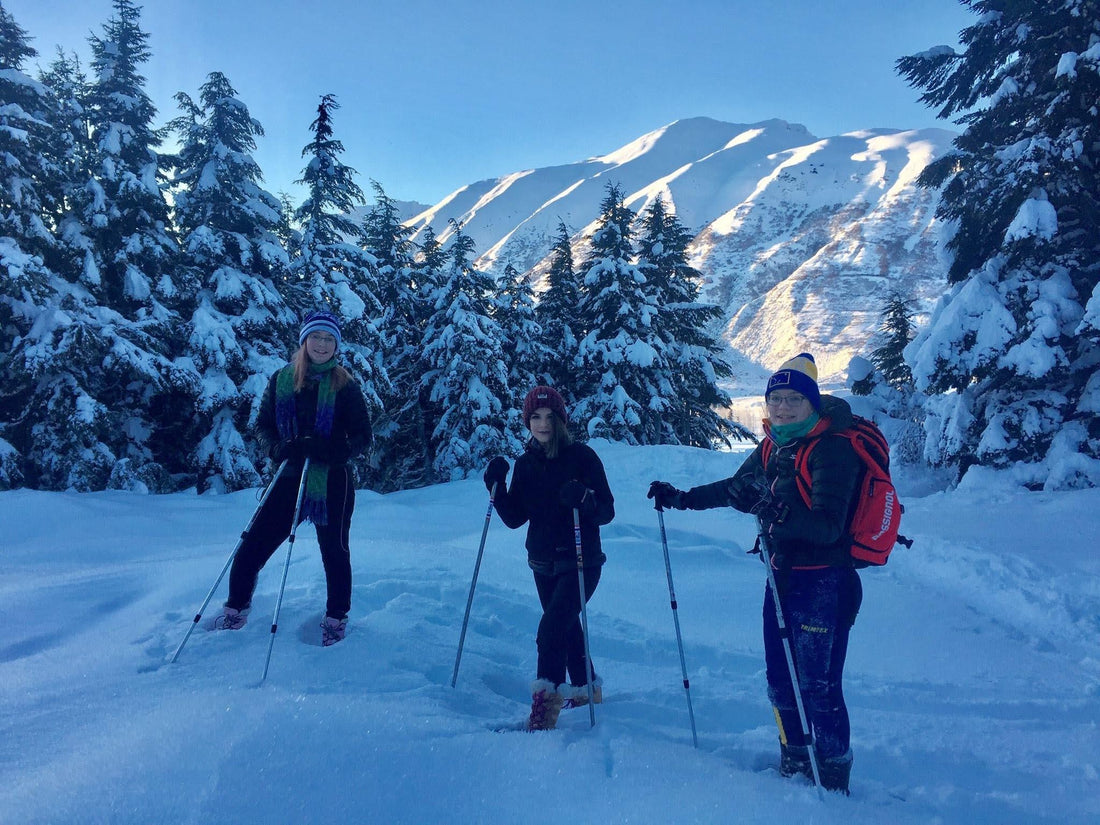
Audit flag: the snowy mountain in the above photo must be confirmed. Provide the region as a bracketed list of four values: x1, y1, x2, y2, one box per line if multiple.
[405, 117, 956, 385]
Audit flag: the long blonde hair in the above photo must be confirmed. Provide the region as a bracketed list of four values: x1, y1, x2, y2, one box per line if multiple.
[292, 346, 351, 392]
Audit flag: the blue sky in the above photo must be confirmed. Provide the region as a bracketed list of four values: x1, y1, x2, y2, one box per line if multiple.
[8, 0, 972, 206]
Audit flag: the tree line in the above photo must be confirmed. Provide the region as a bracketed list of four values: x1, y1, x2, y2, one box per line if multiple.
[0, 1, 742, 494]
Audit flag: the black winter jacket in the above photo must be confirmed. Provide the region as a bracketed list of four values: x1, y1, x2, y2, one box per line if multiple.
[254, 368, 372, 468]
[493, 440, 615, 574]
[683, 395, 861, 568]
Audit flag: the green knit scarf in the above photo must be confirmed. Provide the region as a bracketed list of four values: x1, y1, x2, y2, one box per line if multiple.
[275, 359, 338, 525]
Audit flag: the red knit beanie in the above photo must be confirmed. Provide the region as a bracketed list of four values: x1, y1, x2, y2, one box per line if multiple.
[522, 386, 568, 427]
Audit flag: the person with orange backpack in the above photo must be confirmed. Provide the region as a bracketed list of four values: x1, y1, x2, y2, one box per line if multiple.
[649, 353, 873, 795]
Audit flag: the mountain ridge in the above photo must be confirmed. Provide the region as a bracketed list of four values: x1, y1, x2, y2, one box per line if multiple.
[404, 116, 956, 386]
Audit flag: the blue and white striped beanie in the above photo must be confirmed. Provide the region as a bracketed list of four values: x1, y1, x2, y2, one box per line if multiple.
[298, 310, 342, 348]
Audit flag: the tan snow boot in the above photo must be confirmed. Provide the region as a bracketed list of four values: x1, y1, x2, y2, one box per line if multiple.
[526, 679, 564, 731]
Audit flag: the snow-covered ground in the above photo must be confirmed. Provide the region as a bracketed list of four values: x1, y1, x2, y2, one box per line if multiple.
[2, 440, 1098, 824]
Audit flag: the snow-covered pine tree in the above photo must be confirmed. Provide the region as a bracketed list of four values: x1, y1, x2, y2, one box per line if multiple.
[849, 292, 923, 463]
[291, 93, 388, 480]
[898, 0, 1100, 488]
[873, 292, 916, 392]
[362, 181, 430, 491]
[1, 2, 183, 492]
[573, 183, 669, 445]
[0, 4, 56, 488]
[167, 71, 296, 492]
[420, 222, 515, 481]
[78, 0, 197, 490]
[494, 263, 548, 438]
[36, 48, 94, 281]
[636, 194, 739, 447]
[534, 221, 582, 406]
[0, 5, 56, 262]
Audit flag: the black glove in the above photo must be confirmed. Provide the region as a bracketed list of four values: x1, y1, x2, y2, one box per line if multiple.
[559, 479, 590, 509]
[749, 486, 790, 526]
[271, 438, 303, 464]
[647, 480, 686, 511]
[299, 435, 335, 463]
[483, 456, 509, 493]
[725, 474, 755, 504]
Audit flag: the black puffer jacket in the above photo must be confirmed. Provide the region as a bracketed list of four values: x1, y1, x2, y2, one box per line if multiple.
[493, 440, 615, 573]
[254, 368, 372, 467]
[683, 395, 861, 568]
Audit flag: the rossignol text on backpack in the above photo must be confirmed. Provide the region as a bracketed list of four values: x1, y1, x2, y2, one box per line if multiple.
[761, 415, 912, 566]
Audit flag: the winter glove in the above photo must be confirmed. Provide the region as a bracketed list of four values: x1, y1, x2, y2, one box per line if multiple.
[299, 435, 336, 463]
[749, 486, 790, 527]
[647, 480, 686, 511]
[483, 456, 509, 493]
[271, 438, 304, 464]
[559, 479, 591, 510]
[725, 474, 757, 505]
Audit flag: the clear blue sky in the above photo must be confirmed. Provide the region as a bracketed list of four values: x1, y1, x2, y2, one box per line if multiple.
[8, 0, 972, 206]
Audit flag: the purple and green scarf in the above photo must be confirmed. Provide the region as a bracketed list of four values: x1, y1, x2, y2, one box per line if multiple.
[275, 360, 338, 525]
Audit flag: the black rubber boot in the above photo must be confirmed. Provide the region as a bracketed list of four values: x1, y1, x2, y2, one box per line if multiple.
[818, 749, 853, 795]
[779, 743, 812, 779]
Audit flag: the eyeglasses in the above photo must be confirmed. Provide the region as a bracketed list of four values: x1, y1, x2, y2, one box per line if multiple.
[307, 333, 336, 345]
[767, 393, 807, 408]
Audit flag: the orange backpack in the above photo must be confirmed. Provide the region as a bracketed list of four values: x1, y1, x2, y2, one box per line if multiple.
[761, 415, 912, 567]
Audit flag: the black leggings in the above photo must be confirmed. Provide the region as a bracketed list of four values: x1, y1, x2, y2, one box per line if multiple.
[533, 565, 601, 688]
[227, 465, 355, 620]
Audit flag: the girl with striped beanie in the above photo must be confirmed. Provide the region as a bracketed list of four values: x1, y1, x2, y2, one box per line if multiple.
[214, 309, 372, 647]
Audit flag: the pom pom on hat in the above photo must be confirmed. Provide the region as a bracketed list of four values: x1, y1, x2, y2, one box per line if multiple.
[522, 386, 569, 427]
[299, 310, 342, 347]
[766, 352, 821, 409]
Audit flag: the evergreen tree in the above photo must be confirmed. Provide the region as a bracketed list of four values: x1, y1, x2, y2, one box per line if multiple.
[871, 292, 916, 392]
[0, 4, 56, 260]
[2, 1, 185, 492]
[573, 183, 667, 444]
[363, 181, 429, 491]
[495, 262, 547, 435]
[534, 221, 582, 398]
[168, 71, 296, 491]
[636, 195, 739, 447]
[401, 224, 448, 485]
[898, 0, 1100, 487]
[291, 93, 388, 474]
[420, 223, 514, 480]
[37, 48, 94, 281]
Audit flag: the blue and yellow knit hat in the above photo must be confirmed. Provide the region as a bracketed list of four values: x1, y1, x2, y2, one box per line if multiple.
[299, 310, 342, 348]
[766, 352, 821, 410]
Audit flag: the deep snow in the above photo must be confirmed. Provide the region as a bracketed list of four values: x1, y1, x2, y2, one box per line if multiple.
[2, 439, 1099, 824]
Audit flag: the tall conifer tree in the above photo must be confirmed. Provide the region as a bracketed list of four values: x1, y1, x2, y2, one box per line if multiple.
[535, 221, 582, 401]
[292, 93, 387, 462]
[168, 71, 296, 491]
[420, 223, 514, 480]
[573, 183, 667, 444]
[899, 0, 1100, 486]
[637, 195, 737, 446]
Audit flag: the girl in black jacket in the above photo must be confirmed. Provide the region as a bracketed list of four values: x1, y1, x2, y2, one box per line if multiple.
[214, 310, 372, 647]
[484, 386, 615, 730]
[650, 353, 861, 793]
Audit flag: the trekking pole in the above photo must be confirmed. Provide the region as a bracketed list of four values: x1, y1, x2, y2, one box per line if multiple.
[169, 460, 289, 664]
[573, 507, 597, 728]
[656, 506, 699, 747]
[451, 481, 498, 688]
[759, 524, 825, 800]
[260, 458, 312, 684]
